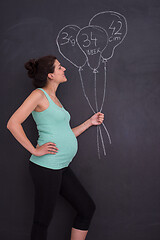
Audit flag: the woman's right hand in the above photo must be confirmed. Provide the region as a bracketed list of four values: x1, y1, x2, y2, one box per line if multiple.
[33, 142, 58, 156]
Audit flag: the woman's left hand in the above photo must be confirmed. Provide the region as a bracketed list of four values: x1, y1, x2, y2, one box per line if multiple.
[90, 112, 104, 126]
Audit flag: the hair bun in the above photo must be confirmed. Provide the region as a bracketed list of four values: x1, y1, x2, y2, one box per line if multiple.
[24, 59, 38, 78]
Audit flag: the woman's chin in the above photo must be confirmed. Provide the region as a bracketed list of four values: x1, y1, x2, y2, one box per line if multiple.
[60, 76, 67, 83]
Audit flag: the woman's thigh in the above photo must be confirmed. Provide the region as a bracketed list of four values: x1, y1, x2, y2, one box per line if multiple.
[29, 161, 64, 224]
[59, 166, 95, 215]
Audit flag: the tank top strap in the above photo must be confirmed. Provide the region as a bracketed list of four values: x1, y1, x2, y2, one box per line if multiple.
[37, 88, 52, 103]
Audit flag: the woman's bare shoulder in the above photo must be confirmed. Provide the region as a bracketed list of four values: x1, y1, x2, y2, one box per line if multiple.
[29, 88, 48, 102]
[7, 89, 45, 125]
[31, 88, 44, 96]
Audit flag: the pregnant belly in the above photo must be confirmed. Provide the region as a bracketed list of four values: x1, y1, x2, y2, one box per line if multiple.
[37, 129, 78, 159]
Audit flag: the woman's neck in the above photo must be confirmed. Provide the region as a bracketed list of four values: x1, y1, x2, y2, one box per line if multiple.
[43, 84, 58, 98]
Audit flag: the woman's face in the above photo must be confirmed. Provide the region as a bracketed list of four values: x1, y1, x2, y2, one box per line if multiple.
[52, 59, 67, 83]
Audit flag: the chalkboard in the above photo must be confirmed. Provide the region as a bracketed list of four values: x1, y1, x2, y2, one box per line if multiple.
[1, 0, 160, 240]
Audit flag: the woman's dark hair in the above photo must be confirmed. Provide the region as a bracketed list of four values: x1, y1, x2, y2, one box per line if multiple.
[24, 55, 57, 88]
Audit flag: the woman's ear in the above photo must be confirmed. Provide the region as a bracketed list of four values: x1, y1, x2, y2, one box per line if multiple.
[48, 73, 54, 79]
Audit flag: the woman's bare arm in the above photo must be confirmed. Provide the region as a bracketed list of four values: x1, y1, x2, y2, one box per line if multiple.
[72, 112, 104, 137]
[71, 119, 93, 137]
[7, 89, 43, 155]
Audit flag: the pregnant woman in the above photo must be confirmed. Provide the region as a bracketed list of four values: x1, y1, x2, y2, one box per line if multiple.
[7, 55, 104, 240]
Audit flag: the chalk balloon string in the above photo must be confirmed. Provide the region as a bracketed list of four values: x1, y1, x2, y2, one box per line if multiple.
[79, 63, 111, 159]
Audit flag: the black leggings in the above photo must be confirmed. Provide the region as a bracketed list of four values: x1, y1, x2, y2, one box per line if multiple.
[29, 161, 96, 240]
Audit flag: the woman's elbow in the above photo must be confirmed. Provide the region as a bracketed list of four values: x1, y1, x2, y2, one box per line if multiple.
[7, 118, 17, 130]
[7, 120, 13, 130]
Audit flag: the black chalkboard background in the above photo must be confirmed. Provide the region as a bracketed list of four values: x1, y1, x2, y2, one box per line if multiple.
[1, 0, 160, 239]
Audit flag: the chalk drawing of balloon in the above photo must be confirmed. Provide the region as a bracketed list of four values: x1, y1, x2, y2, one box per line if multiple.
[76, 25, 108, 71]
[89, 11, 127, 61]
[56, 12, 128, 159]
[56, 25, 87, 68]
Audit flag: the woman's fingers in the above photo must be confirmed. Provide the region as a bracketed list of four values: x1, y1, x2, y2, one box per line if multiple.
[98, 116, 104, 120]
[48, 146, 58, 151]
[98, 114, 104, 124]
[47, 142, 56, 146]
[46, 142, 58, 154]
[97, 113, 104, 119]
[46, 142, 58, 149]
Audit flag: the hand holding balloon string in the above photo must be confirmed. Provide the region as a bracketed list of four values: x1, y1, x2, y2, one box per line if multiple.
[90, 112, 104, 125]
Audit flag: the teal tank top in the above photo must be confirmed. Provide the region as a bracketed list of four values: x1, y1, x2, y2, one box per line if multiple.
[29, 88, 78, 170]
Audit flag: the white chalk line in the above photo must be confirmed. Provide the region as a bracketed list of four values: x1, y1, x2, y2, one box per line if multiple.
[79, 67, 111, 158]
